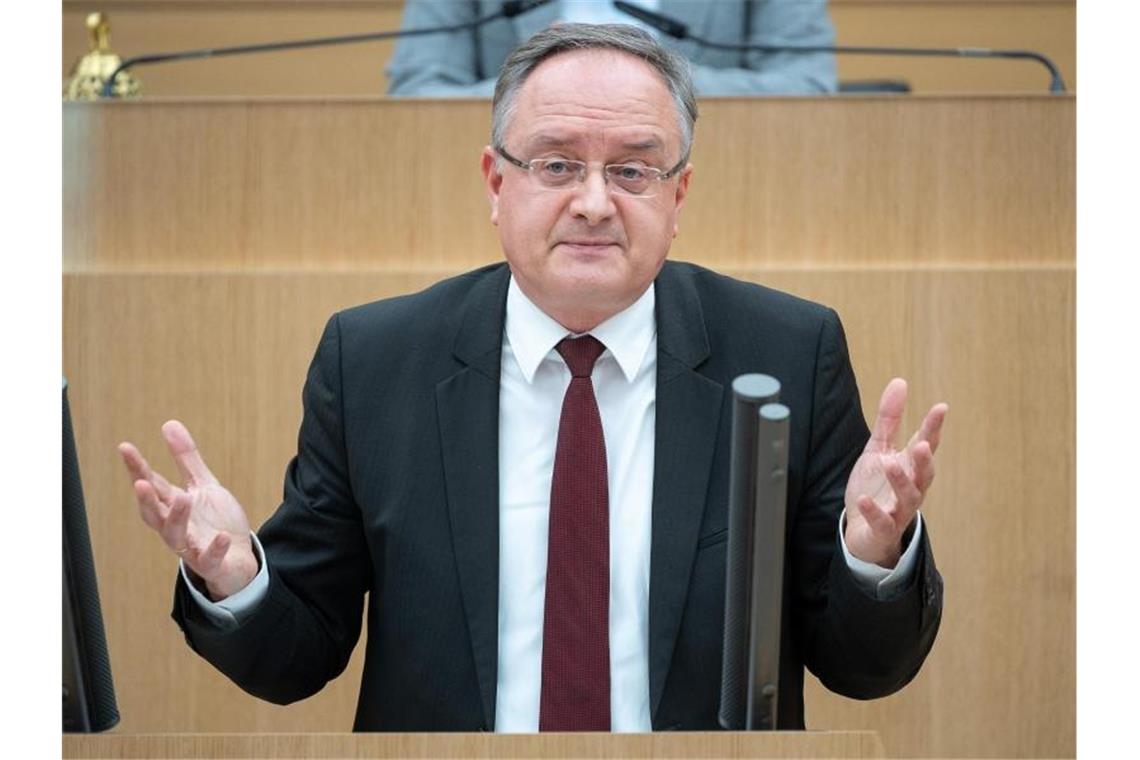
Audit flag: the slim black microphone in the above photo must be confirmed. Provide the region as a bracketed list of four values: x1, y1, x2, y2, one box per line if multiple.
[99, 0, 554, 98]
[613, 0, 1066, 94]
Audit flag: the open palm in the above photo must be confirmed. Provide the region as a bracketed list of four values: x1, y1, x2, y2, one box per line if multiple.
[844, 379, 947, 567]
[119, 420, 258, 599]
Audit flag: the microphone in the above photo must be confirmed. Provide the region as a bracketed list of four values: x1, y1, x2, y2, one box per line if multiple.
[99, 0, 554, 98]
[720, 375, 789, 731]
[613, 0, 1067, 94]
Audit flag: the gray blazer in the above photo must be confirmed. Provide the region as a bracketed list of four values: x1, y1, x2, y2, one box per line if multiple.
[386, 0, 837, 96]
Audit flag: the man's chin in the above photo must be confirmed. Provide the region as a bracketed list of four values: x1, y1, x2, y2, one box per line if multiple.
[544, 275, 645, 330]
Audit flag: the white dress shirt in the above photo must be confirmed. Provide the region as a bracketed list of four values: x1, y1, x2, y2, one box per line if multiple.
[185, 274, 923, 731]
[495, 275, 658, 731]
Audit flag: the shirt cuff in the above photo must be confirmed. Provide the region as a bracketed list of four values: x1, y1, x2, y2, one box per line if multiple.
[180, 533, 270, 629]
[839, 512, 923, 599]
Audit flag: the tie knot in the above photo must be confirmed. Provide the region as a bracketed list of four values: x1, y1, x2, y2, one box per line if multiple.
[556, 335, 605, 378]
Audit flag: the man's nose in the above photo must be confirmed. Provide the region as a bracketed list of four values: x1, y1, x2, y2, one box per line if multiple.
[568, 168, 616, 225]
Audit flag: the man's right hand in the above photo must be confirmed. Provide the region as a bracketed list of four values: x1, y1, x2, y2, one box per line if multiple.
[119, 420, 259, 601]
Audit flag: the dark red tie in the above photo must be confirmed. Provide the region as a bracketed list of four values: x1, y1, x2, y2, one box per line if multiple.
[539, 335, 610, 732]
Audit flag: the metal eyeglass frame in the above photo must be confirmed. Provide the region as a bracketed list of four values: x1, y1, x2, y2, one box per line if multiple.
[494, 145, 688, 197]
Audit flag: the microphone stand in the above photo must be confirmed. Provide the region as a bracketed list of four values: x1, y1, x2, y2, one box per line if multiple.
[99, 0, 553, 98]
[720, 375, 790, 731]
[613, 0, 1066, 93]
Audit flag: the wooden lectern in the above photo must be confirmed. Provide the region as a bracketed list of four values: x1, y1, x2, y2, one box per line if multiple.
[64, 730, 884, 758]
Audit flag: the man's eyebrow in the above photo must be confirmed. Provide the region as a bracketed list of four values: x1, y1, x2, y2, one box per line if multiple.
[619, 137, 665, 152]
[524, 134, 580, 150]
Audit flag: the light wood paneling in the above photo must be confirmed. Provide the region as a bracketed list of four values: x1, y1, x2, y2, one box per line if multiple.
[63, 265, 1074, 758]
[772, 266, 1077, 759]
[63, 96, 1074, 270]
[62, 1, 1075, 95]
[63, 1, 405, 97]
[63, 729, 886, 758]
[682, 97, 1074, 267]
[832, 1, 1075, 94]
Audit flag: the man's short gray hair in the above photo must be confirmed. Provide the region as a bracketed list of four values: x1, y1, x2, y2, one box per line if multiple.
[491, 23, 698, 164]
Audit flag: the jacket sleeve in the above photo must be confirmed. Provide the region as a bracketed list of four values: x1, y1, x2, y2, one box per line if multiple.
[171, 313, 372, 705]
[790, 308, 943, 699]
[385, 0, 498, 97]
[688, 0, 838, 95]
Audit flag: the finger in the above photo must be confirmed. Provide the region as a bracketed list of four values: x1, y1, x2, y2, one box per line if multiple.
[118, 441, 151, 483]
[907, 402, 949, 455]
[162, 420, 218, 486]
[911, 441, 935, 493]
[148, 468, 177, 503]
[161, 490, 194, 552]
[883, 455, 923, 520]
[866, 378, 908, 453]
[192, 532, 231, 577]
[119, 441, 177, 502]
[134, 479, 169, 531]
[856, 495, 896, 539]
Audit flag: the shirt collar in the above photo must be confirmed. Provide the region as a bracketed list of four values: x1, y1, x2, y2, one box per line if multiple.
[505, 275, 656, 384]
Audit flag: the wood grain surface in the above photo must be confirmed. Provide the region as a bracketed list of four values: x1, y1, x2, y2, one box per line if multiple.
[63, 97, 1074, 269]
[62, 729, 885, 758]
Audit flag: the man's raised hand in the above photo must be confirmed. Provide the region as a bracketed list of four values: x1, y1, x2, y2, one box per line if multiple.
[118, 421, 259, 600]
[843, 378, 948, 568]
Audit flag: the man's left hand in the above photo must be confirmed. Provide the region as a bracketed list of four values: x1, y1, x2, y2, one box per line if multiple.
[844, 378, 948, 568]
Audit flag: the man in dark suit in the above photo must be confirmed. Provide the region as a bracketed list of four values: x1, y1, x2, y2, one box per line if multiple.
[119, 24, 945, 732]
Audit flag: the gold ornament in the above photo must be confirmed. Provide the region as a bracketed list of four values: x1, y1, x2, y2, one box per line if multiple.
[64, 13, 140, 100]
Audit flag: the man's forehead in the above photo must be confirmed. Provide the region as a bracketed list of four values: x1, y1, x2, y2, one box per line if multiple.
[508, 49, 680, 151]
[529, 46, 662, 81]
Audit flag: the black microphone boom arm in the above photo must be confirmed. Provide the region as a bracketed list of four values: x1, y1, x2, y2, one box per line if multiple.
[99, 0, 554, 98]
[612, 0, 1066, 93]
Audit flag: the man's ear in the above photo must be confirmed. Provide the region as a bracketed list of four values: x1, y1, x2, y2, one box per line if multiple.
[481, 146, 503, 226]
[671, 163, 693, 238]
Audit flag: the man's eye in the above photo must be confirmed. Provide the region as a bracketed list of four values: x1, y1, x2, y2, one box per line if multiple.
[615, 165, 649, 181]
[543, 161, 571, 175]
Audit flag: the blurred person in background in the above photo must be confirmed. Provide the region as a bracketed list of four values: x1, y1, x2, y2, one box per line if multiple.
[386, 0, 837, 96]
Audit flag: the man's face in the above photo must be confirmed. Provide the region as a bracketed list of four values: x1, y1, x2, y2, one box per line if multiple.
[482, 49, 692, 332]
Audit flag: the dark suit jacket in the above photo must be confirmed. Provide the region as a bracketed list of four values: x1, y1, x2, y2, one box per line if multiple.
[173, 261, 942, 731]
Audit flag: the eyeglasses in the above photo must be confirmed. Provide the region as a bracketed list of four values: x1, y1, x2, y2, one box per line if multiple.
[494, 145, 687, 198]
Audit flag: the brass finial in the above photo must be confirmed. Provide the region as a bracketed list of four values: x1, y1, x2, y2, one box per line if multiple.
[64, 12, 140, 100]
[88, 13, 111, 53]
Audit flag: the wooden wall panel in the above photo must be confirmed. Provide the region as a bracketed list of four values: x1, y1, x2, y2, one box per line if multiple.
[831, 0, 1076, 94]
[783, 266, 1076, 759]
[61, 1, 1075, 96]
[63, 265, 1074, 757]
[62, 1, 404, 97]
[64, 729, 887, 759]
[63, 97, 1074, 270]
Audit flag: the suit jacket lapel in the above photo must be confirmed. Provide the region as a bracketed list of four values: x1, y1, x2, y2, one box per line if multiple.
[648, 262, 725, 721]
[436, 264, 510, 730]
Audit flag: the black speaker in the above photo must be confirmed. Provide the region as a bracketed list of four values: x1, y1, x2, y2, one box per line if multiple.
[63, 381, 120, 732]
